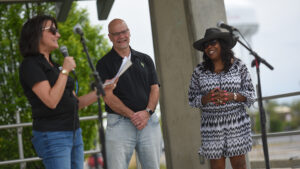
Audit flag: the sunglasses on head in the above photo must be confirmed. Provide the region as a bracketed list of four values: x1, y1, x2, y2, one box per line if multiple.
[42, 26, 59, 35]
[203, 39, 218, 49]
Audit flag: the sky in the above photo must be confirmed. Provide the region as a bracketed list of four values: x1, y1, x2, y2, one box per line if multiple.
[77, 0, 300, 104]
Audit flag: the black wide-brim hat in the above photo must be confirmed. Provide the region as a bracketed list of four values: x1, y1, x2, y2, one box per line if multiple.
[193, 27, 237, 51]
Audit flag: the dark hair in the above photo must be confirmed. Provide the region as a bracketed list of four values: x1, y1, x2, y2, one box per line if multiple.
[19, 15, 57, 57]
[202, 39, 234, 73]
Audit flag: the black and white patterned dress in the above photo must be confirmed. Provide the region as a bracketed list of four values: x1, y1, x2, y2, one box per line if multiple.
[188, 58, 255, 159]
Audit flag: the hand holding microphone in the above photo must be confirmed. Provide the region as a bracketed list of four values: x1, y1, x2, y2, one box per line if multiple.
[60, 46, 76, 75]
[60, 45, 79, 94]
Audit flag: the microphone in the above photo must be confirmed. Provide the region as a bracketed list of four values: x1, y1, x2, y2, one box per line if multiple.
[60, 45, 79, 94]
[217, 21, 238, 32]
[60, 45, 69, 57]
[60, 45, 76, 74]
[73, 24, 84, 36]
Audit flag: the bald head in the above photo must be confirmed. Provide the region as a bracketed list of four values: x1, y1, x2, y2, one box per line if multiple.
[108, 19, 128, 34]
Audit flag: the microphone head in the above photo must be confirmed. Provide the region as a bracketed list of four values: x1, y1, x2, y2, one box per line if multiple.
[73, 24, 84, 36]
[217, 21, 224, 28]
[60, 45, 69, 57]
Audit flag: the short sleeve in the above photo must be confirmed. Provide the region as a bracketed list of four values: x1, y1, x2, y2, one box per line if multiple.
[19, 58, 48, 89]
[145, 56, 158, 86]
[96, 59, 110, 82]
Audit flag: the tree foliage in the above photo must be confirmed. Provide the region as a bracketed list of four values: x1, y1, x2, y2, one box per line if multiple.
[0, 2, 110, 168]
[252, 99, 300, 134]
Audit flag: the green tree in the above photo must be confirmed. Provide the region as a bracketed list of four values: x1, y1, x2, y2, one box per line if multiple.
[0, 2, 110, 169]
[252, 100, 300, 134]
[290, 99, 300, 130]
[269, 112, 284, 132]
[265, 101, 284, 132]
[253, 101, 280, 133]
[254, 110, 261, 133]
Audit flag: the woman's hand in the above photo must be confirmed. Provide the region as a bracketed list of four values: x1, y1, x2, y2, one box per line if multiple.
[62, 56, 76, 73]
[202, 88, 219, 105]
[203, 88, 234, 105]
[214, 90, 229, 105]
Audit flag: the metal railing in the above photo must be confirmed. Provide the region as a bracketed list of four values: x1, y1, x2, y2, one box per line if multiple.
[254, 91, 300, 102]
[0, 114, 102, 168]
[251, 91, 300, 168]
[0, 91, 300, 168]
[0, 115, 99, 130]
[252, 130, 300, 139]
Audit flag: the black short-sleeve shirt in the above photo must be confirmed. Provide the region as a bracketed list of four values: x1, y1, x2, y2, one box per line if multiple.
[96, 48, 159, 114]
[19, 54, 79, 131]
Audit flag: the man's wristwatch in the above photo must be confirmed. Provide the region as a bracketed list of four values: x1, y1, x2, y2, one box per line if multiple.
[146, 108, 154, 115]
[61, 69, 69, 76]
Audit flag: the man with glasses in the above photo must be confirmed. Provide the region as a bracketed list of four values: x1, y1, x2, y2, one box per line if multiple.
[96, 19, 162, 169]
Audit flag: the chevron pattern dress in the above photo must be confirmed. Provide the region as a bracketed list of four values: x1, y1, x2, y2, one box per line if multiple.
[188, 58, 255, 159]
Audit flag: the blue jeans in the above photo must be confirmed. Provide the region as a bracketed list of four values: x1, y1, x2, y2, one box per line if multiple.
[105, 113, 162, 169]
[31, 128, 84, 169]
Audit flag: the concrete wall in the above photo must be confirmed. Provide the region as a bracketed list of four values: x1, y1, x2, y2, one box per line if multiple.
[148, 0, 227, 168]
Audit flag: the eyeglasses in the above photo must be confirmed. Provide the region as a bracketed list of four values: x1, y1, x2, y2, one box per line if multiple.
[110, 29, 129, 37]
[42, 26, 59, 35]
[203, 39, 218, 49]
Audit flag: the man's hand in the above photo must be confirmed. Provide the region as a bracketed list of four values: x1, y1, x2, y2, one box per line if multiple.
[131, 110, 150, 130]
[103, 78, 118, 93]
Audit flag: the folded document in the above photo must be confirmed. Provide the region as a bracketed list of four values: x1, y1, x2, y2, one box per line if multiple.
[103, 57, 132, 87]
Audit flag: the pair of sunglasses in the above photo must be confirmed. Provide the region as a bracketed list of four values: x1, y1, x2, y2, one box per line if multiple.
[43, 26, 59, 35]
[203, 39, 218, 49]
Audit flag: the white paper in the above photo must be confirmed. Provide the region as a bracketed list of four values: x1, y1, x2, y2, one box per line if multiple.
[103, 57, 132, 87]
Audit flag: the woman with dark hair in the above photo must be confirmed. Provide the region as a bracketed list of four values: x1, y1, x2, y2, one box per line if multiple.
[188, 28, 255, 169]
[19, 15, 98, 169]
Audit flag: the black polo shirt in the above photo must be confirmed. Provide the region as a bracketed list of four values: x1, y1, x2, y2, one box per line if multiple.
[19, 54, 79, 131]
[96, 47, 158, 115]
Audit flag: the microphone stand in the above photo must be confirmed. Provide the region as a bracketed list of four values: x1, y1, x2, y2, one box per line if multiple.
[232, 32, 273, 169]
[78, 34, 107, 169]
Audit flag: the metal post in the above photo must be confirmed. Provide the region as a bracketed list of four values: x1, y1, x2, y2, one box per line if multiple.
[16, 111, 26, 169]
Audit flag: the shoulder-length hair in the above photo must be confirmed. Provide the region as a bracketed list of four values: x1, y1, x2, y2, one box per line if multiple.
[19, 15, 57, 58]
[202, 39, 235, 73]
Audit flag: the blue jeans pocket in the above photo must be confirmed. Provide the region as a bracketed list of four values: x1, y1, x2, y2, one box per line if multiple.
[149, 114, 160, 125]
[107, 114, 122, 128]
[32, 131, 46, 158]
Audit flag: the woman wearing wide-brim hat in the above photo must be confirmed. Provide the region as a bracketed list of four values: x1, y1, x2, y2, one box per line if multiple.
[188, 28, 256, 169]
